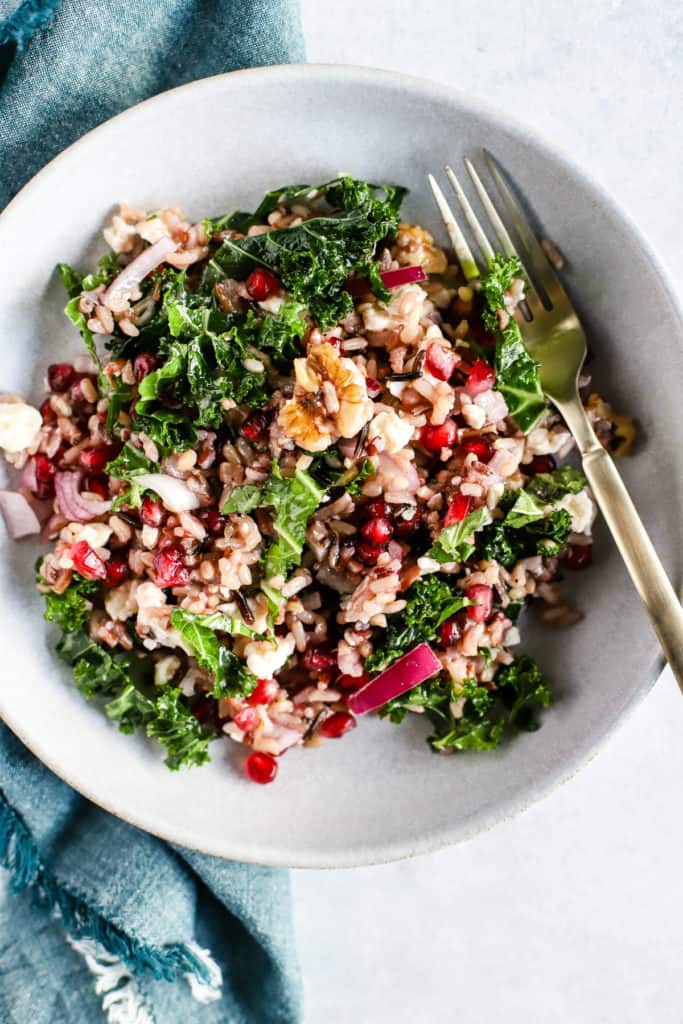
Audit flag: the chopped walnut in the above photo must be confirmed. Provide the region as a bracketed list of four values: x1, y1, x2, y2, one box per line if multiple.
[278, 343, 373, 452]
[392, 222, 448, 275]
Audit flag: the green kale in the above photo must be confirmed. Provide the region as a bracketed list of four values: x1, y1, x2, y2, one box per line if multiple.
[105, 377, 134, 436]
[478, 485, 573, 567]
[257, 300, 307, 367]
[212, 176, 406, 330]
[526, 465, 587, 502]
[105, 442, 156, 509]
[145, 688, 212, 770]
[480, 254, 546, 434]
[41, 574, 100, 633]
[57, 262, 85, 298]
[428, 506, 492, 564]
[222, 463, 327, 584]
[170, 609, 258, 699]
[366, 575, 469, 674]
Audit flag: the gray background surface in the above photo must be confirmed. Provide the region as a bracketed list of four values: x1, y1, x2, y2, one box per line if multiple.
[295, 2, 683, 1020]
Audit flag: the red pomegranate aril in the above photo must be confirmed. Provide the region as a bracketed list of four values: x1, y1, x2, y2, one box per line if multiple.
[241, 411, 268, 444]
[337, 672, 370, 692]
[365, 377, 382, 398]
[105, 558, 129, 587]
[465, 359, 496, 396]
[31, 454, 55, 498]
[245, 751, 278, 785]
[140, 495, 165, 527]
[204, 509, 226, 535]
[133, 352, 157, 382]
[247, 678, 279, 706]
[232, 705, 260, 732]
[394, 507, 422, 538]
[461, 436, 493, 464]
[84, 476, 108, 499]
[356, 540, 382, 565]
[47, 363, 75, 393]
[425, 342, 458, 381]
[320, 711, 357, 739]
[439, 617, 461, 647]
[362, 499, 391, 520]
[466, 583, 494, 622]
[245, 268, 279, 302]
[528, 454, 557, 475]
[302, 648, 337, 672]
[71, 539, 107, 581]
[420, 418, 458, 453]
[444, 493, 472, 527]
[79, 447, 109, 473]
[561, 543, 593, 571]
[154, 545, 190, 587]
[323, 335, 341, 349]
[40, 398, 55, 424]
[360, 516, 393, 545]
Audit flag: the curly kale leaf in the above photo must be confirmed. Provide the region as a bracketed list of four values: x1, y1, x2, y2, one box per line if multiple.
[428, 507, 492, 564]
[170, 609, 258, 699]
[478, 488, 573, 567]
[480, 254, 546, 434]
[105, 442, 156, 509]
[366, 575, 470, 674]
[212, 176, 407, 330]
[41, 573, 100, 633]
[526, 465, 587, 502]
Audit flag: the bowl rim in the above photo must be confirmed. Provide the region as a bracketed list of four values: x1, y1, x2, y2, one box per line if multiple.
[0, 62, 674, 868]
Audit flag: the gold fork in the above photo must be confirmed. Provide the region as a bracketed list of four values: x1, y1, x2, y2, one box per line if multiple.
[428, 153, 683, 693]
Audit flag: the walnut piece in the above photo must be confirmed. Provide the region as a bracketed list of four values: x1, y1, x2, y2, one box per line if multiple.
[278, 343, 373, 452]
[392, 222, 448, 275]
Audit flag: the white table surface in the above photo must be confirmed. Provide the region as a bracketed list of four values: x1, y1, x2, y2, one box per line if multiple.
[295, 2, 683, 1021]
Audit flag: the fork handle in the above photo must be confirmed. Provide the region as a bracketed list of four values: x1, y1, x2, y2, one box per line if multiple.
[576, 433, 683, 694]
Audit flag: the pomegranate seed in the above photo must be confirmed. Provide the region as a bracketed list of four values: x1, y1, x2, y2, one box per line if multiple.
[362, 499, 391, 520]
[80, 447, 109, 473]
[561, 543, 593, 570]
[47, 363, 75, 393]
[420, 418, 458, 452]
[461, 437, 493, 464]
[323, 335, 341, 349]
[71, 540, 107, 581]
[140, 495, 165, 527]
[425, 342, 458, 381]
[241, 411, 269, 444]
[360, 516, 393, 545]
[394, 507, 422, 539]
[302, 648, 337, 672]
[528, 454, 556, 475]
[204, 509, 226, 535]
[439, 617, 461, 646]
[247, 678, 279, 705]
[465, 359, 496, 396]
[337, 672, 369, 691]
[40, 398, 55, 424]
[245, 751, 278, 784]
[356, 540, 382, 565]
[466, 583, 494, 623]
[232, 705, 260, 732]
[133, 352, 157, 382]
[444, 493, 472, 527]
[365, 377, 382, 398]
[31, 454, 55, 498]
[245, 268, 279, 302]
[105, 558, 129, 587]
[320, 711, 357, 739]
[154, 545, 190, 587]
[84, 476, 108, 499]
[192, 697, 218, 726]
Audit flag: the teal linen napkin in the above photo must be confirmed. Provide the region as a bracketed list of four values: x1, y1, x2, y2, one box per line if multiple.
[0, 3, 305, 1022]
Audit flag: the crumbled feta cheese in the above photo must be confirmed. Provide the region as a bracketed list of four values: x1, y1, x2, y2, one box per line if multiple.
[460, 402, 486, 430]
[360, 303, 392, 333]
[258, 295, 285, 314]
[555, 489, 595, 535]
[71, 522, 112, 548]
[137, 217, 170, 245]
[243, 634, 295, 679]
[0, 401, 41, 453]
[369, 409, 414, 454]
[154, 654, 181, 686]
[105, 579, 138, 621]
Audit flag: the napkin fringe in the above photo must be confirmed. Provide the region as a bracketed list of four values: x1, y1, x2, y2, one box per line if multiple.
[0, 787, 222, 1002]
[0, 0, 64, 50]
[66, 936, 155, 1024]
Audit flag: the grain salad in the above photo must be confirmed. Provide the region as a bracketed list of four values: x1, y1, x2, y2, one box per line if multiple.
[0, 177, 634, 784]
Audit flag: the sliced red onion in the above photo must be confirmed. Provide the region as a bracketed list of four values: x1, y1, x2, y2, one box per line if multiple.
[0, 490, 41, 538]
[380, 265, 427, 289]
[133, 473, 200, 513]
[347, 643, 442, 715]
[102, 235, 178, 309]
[55, 470, 111, 522]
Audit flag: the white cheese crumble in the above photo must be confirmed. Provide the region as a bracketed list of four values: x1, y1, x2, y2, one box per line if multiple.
[555, 489, 596, 535]
[243, 634, 295, 679]
[369, 409, 414, 454]
[0, 401, 41, 453]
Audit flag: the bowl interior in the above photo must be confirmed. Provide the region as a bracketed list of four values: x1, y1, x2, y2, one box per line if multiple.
[0, 66, 680, 866]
